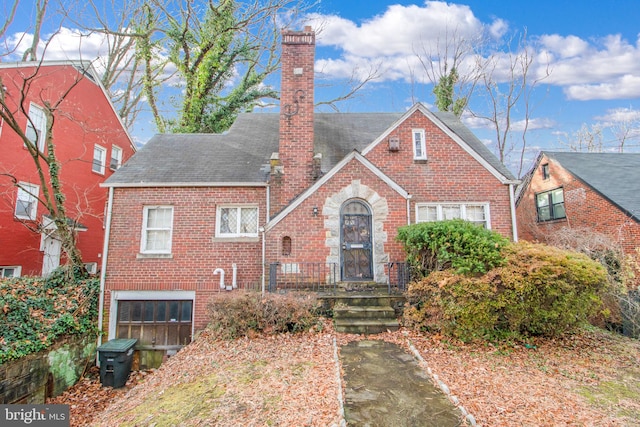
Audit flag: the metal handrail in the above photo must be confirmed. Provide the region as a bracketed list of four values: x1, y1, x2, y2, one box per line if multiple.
[268, 262, 338, 293]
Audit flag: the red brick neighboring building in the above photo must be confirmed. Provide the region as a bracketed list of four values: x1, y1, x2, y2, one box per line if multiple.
[99, 27, 519, 365]
[0, 62, 135, 277]
[516, 151, 640, 255]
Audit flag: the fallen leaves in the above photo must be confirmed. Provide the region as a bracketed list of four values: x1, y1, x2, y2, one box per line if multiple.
[49, 323, 640, 426]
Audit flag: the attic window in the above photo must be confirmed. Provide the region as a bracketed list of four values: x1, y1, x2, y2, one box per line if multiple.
[282, 236, 292, 256]
[412, 129, 426, 160]
[542, 163, 550, 180]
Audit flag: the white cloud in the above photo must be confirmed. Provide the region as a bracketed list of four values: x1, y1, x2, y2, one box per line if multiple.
[594, 107, 640, 124]
[565, 74, 640, 100]
[309, 2, 640, 103]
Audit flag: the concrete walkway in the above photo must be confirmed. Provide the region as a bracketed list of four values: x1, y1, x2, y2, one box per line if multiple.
[340, 340, 463, 427]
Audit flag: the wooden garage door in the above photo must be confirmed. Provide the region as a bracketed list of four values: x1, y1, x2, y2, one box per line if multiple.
[116, 300, 193, 349]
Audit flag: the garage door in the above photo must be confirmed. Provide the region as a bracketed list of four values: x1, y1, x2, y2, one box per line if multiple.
[116, 300, 193, 350]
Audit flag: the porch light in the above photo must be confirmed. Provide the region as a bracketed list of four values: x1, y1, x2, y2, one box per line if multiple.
[312, 206, 318, 216]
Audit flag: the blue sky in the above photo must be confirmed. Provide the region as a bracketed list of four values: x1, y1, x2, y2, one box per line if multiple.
[4, 0, 640, 173]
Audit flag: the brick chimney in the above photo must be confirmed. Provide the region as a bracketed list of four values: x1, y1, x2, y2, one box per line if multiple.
[273, 26, 315, 212]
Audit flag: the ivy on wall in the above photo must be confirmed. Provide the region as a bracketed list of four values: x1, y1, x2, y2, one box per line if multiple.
[0, 267, 99, 363]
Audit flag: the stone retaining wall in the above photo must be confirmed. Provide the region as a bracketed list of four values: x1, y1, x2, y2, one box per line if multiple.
[0, 335, 97, 404]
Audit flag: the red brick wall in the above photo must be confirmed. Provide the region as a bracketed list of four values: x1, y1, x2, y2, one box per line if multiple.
[517, 154, 640, 254]
[266, 159, 408, 265]
[104, 186, 268, 331]
[365, 110, 514, 237]
[274, 27, 316, 212]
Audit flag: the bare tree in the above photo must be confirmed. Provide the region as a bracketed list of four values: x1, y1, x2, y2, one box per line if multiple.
[472, 30, 550, 177]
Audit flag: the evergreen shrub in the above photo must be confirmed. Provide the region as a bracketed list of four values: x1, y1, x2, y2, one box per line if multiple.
[396, 219, 509, 276]
[403, 241, 608, 341]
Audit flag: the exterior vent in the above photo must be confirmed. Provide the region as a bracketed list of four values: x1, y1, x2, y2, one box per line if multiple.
[388, 136, 400, 152]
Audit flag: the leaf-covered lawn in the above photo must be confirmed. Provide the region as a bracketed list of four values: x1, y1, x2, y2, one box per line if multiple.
[51, 323, 640, 426]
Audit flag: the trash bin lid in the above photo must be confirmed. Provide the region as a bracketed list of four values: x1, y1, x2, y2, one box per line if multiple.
[97, 338, 138, 352]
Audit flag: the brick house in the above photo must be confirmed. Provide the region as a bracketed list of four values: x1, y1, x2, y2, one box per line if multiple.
[99, 27, 519, 365]
[516, 151, 640, 255]
[0, 61, 135, 277]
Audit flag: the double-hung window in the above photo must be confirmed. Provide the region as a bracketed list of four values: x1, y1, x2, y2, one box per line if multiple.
[15, 183, 39, 220]
[141, 206, 173, 254]
[536, 188, 566, 221]
[216, 206, 258, 237]
[93, 144, 107, 174]
[412, 129, 427, 160]
[416, 203, 490, 228]
[26, 103, 47, 152]
[110, 145, 123, 170]
[1, 266, 21, 278]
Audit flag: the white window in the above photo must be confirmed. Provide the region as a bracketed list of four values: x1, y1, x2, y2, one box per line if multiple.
[412, 129, 427, 160]
[141, 206, 173, 254]
[26, 103, 47, 151]
[416, 203, 490, 228]
[110, 145, 123, 170]
[93, 144, 107, 174]
[84, 262, 98, 274]
[15, 183, 39, 220]
[216, 206, 258, 237]
[1, 266, 21, 278]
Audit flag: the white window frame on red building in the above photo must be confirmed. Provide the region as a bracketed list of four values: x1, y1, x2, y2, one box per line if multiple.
[415, 202, 491, 228]
[412, 128, 427, 160]
[141, 206, 174, 254]
[15, 182, 39, 220]
[26, 103, 47, 152]
[92, 144, 107, 174]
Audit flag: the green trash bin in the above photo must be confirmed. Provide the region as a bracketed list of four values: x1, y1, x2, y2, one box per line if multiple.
[97, 338, 137, 388]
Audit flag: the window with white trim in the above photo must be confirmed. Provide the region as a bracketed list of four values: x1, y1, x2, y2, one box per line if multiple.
[216, 206, 258, 237]
[15, 183, 39, 220]
[110, 145, 123, 170]
[416, 203, 490, 228]
[92, 144, 107, 174]
[26, 103, 47, 152]
[1, 266, 21, 278]
[412, 129, 427, 160]
[141, 206, 173, 253]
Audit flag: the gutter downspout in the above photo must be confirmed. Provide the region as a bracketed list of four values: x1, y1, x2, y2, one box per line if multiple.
[260, 227, 266, 296]
[97, 186, 114, 363]
[406, 194, 412, 225]
[509, 183, 518, 242]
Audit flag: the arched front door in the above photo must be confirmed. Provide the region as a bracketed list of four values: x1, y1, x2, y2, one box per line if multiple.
[341, 200, 373, 281]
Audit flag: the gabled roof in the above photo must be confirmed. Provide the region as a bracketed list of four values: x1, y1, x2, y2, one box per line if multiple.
[363, 104, 517, 183]
[0, 60, 136, 153]
[266, 150, 409, 230]
[104, 106, 516, 187]
[543, 151, 640, 221]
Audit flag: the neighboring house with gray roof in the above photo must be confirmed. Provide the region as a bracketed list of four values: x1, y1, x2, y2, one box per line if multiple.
[98, 27, 519, 367]
[516, 151, 640, 254]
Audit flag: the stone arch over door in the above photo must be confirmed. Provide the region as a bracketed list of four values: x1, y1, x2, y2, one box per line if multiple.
[323, 180, 389, 283]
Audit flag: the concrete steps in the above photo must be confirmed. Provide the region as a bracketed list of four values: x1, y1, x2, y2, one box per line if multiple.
[324, 283, 405, 334]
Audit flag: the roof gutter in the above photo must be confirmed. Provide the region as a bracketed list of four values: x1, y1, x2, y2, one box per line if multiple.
[100, 181, 269, 188]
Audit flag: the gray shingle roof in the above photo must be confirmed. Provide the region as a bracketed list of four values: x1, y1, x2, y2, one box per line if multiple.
[544, 151, 640, 220]
[104, 109, 515, 186]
